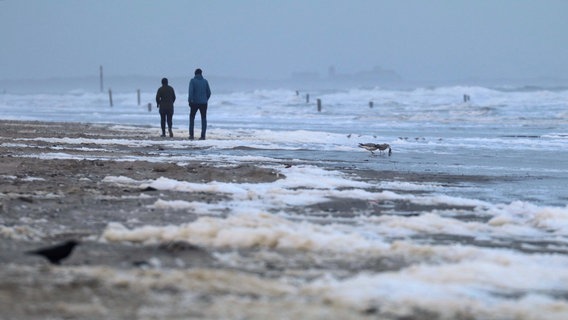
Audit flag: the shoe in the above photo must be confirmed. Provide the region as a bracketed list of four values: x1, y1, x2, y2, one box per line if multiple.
[199, 137, 206, 140]
[160, 134, 166, 138]
[169, 130, 173, 138]
[189, 136, 194, 140]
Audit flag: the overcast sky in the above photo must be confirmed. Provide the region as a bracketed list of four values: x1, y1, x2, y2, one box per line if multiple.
[1, 0, 567, 82]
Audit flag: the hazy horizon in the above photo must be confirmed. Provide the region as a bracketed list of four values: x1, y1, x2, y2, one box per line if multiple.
[1, 1, 568, 84]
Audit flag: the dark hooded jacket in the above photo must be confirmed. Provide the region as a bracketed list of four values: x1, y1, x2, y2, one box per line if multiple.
[156, 84, 176, 109]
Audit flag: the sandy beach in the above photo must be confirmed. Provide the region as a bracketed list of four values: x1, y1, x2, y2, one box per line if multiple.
[1, 120, 565, 320]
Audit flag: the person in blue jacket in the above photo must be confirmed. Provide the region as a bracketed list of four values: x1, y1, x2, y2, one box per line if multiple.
[187, 68, 211, 140]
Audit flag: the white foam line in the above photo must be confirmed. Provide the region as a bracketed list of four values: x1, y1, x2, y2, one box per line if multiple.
[103, 169, 568, 244]
[305, 254, 568, 318]
[149, 199, 225, 215]
[102, 212, 389, 252]
[16, 137, 180, 148]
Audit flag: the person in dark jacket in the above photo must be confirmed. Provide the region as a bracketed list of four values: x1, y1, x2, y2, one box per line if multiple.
[188, 68, 211, 140]
[156, 77, 176, 137]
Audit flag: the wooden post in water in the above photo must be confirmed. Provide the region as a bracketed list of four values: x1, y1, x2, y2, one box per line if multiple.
[137, 89, 141, 106]
[108, 89, 113, 107]
[317, 98, 322, 112]
[99, 65, 103, 93]
[306, 93, 310, 104]
[147, 103, 152, 112]
[369, 101, 374, 108]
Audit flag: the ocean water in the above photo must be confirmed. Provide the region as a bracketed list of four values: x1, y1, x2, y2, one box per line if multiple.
[3, 85, 567, 205]
[1, 85, 568, 318]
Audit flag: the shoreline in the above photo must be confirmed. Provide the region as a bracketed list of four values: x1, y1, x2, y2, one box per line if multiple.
[2, 119, 558, 319]
[0, 119, 513, 253]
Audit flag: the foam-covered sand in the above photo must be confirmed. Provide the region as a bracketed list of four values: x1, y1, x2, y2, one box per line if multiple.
[1, 120, 568, 319]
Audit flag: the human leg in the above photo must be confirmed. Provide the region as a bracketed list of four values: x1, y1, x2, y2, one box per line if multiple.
[189, 106, 198, 139]
[159, 110, 167, 137]
[167, 108, 173, 137]
[199, 104, 208, 139]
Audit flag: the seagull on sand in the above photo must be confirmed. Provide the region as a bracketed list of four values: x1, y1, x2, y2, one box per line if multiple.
[359, 143, 392, 156]
[26, 240, 79, 265]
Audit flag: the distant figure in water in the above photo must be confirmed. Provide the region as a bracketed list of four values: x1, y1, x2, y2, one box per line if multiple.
[188, 68, 211, 140]
[156, 77, 176, 137]
[26, 240, 79, 265]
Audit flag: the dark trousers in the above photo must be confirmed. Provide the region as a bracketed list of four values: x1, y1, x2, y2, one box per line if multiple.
[189, 103, 207, 139]
[159, 106, 173, 134]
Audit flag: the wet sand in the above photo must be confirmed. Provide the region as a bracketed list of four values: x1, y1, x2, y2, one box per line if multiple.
[1, 120, 501, 319]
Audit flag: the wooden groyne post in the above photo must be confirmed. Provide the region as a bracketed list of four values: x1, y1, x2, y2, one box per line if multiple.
[369, 101, 374, 108]
[108, 89, 113, 107]
[317, 98, 322, 112]
[99, 65, 103, 93]
[306, 93, 310, 103]
[137, 89, 141, 106]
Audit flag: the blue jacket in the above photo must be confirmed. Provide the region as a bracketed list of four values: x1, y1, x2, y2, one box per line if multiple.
[188, 75, 211, 105]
